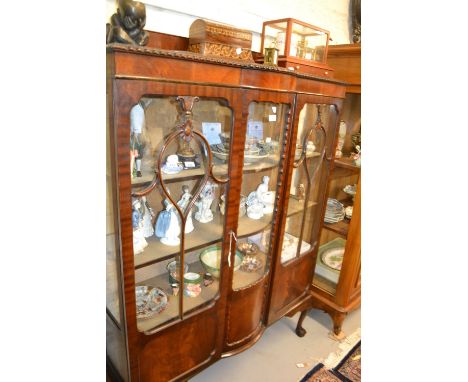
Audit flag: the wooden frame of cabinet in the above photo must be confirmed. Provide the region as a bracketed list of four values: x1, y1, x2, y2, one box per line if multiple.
[106, 37, 346, 382]
[294, 43, 361, 338]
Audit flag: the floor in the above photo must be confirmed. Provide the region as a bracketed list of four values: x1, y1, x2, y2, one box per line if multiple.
[190, 308, 361, 382]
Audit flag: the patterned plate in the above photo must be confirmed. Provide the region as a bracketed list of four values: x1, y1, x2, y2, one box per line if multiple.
[321, 247, 345, 271]
[135, 286, 168, 319]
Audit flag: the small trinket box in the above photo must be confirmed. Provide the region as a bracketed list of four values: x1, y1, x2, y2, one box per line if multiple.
[203, 272, 214, 287]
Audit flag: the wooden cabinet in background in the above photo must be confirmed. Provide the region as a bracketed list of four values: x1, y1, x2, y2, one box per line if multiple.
[295, 43, 361, 338]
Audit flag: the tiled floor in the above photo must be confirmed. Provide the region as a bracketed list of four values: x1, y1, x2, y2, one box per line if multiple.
[190, 308, 361, 382]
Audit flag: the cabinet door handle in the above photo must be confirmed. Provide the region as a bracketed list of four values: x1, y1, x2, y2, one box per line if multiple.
[228, 230, 237, 268]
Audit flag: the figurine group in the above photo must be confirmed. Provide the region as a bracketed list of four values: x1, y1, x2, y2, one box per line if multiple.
[133, 177, 274, 254]
[246, 176, 275, 220]
[132, 183, 217, 253]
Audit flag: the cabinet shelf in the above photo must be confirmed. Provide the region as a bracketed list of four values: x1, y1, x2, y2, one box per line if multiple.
[131, 157, 282, 188]
[323, 218, 350, 237]
[287, 197, 317, 218]
[334, 157, 360, 174]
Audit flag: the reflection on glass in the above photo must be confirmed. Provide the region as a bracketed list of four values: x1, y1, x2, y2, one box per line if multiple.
[107, 108, 121, 324]
[281, 104, 336, 264]
[131, 96, 232, 332]
[233, 102, 289, 290]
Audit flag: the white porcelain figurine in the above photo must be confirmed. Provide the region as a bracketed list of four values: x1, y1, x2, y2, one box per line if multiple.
[132, 198, 148, 255]
[130, 99, 151, 178]
[195, 183, 215, 223]
[177, 185, 194, 233]
[141, 196, 155, 238]
[335, 120, 347, 159]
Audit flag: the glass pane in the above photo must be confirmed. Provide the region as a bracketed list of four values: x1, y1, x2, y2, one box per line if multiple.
[131, 96, 232, 332]
[281, 104, 337, 264]
[290, 22, 327, 61]
[233, 102, 289, 290]
[264, 22, 288, 56]
[106, 97, 121, 324]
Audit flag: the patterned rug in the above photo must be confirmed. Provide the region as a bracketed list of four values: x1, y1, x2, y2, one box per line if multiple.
[299, 341, 361, 382]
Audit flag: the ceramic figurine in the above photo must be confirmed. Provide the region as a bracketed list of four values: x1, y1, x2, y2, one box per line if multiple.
[352, 145, 361, 167]
[106, 0, 149, 46]
[141, 196, 155, 238]
[256, 176, 275, 214]
[335, 120, 347, 159]
[132, 198, 148, 255]
[195, 183, 215, 223]
[130, 99, 151, 178]
[155, 199, 181, 246]
[177, 185, 194, 233]
[297, 184, 305, 201]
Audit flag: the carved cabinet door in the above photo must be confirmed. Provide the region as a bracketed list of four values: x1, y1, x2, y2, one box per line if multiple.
[112, 78, 245, 382]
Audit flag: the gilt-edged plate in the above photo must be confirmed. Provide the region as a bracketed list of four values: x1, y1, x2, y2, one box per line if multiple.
[320, 247, 345, 271]
[135, 286, 168, 319]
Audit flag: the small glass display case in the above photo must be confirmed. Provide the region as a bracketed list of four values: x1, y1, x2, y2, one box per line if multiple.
[259, 18, 333, 77]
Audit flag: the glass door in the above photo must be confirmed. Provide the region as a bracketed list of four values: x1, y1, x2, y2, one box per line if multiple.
[313, 94, 361, 295]
[267, 100, 339, 323]
[281, 104, 337, 264]
[130, 95, 233, 334]
[232, 101, 290, 289]
[223, 92, 293, 351]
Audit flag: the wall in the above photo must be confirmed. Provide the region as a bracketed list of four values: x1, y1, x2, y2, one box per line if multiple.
[106, 0, 352, 51]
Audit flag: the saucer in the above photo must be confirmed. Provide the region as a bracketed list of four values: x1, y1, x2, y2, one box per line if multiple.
[162, 163, 183, 175]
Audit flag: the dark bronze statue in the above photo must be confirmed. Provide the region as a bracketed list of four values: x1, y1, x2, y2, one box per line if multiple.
[352, 0, 361, 44]
[107, 0, 149, 46]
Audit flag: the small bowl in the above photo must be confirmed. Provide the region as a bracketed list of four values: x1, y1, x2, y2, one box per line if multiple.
[166, 260, 189, 284]
[240, 256, 263, 273]
[237, 242, 259, 256]
[200, 245, 243, 278]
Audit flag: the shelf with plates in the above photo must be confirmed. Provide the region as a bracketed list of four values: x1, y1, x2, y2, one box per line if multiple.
[135, 211, 274, 269]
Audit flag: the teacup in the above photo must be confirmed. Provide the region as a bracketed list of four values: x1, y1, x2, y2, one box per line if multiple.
[166, 154, 179, 168]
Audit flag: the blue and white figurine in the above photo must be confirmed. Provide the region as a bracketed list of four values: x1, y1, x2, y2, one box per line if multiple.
[132, 198, 148, 255]
[155, 199, 181, 246]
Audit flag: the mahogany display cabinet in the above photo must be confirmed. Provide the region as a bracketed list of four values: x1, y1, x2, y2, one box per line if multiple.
[106, 42, 346, 382]
[295, 43, 361, 338]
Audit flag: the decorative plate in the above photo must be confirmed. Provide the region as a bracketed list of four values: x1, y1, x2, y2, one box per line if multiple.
[240, 256, 263, 272]
[321, 247, 345, 271]
[135, 286, 168, 319]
